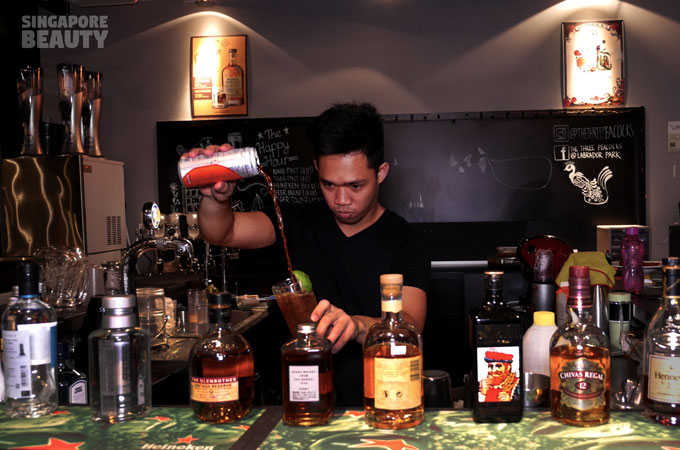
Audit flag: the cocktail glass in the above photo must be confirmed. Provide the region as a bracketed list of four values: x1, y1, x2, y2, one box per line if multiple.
[272, 278, 317, 337]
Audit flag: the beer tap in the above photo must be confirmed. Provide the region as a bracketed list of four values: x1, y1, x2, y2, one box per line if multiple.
[120, 203, 194, 295]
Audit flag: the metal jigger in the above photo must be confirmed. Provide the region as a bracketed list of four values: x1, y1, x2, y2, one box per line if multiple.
[17, 66, 44, 155]
[82, 71, 103, 157]
[56, 63, 85, 154]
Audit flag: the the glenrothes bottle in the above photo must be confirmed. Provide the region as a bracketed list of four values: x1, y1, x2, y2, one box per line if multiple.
[363, 274, 424, 429]
[222, 48, 244, 106]
[469, 271, 523, 422]
[1, 262, 58, 418]
[550, 265, 610, 426]
[88, 295, 152, 423]
[642, 257, 680, 426]
[281, 323, 334, 426]
[189, 291, 254, 423]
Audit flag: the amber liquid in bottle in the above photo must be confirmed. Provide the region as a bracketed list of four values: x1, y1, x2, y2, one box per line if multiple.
[363, 274, 424, 430]
[282, 323, 334, 426]
[550, 265, 610, 427]
[642, 257, 680, 426]
[189, 292, 254, 423]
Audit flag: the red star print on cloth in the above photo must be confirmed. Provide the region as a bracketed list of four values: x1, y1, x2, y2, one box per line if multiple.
[232, 425, 249, 430]
[146, 416, 171, 421]
[50, 411, 70, 415]
[349, 438, 418, 450]
[176, 436, 199, 444]
[11, 438, 84, 450]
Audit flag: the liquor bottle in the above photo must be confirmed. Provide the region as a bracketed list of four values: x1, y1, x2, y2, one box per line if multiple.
[1, 262, 58, 418]
[469, 271, 523, 422]
[189, 291, 254, 423]
[281, 323, 333, 426]
[642, 257, 680, 426]
[57, 340, 88, 405]
[621, 227, 644, 295]
[363, 274, 423, 429]
[222, 48, 244, 106]
[88, 294, 152, 423]
[550, 265, 610, 426]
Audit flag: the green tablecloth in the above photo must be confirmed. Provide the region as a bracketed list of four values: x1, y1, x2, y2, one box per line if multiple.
[260, 409, 680, 450]
[0, 406, 263, 450]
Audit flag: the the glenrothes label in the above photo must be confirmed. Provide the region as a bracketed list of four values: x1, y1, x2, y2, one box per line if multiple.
[558, 358, 606, 409]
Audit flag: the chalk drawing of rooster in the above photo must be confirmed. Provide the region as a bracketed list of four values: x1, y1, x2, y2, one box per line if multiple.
[564, 162, 613, 205]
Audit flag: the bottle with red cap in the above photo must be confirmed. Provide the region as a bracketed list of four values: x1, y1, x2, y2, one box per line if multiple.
[469, 271, 523, 422]
[550, 265, 610, 426]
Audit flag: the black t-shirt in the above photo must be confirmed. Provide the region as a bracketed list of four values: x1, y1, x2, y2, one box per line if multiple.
[266, 201, 430, 406]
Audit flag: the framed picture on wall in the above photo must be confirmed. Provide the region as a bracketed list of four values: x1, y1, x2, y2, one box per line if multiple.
[190, 35, 247, 118]
[562, 20, 625, 108]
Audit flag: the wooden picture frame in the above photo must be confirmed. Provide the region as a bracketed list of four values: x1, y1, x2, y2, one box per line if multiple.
[190, 35, 247, 117]
[562, 20, 625, 108]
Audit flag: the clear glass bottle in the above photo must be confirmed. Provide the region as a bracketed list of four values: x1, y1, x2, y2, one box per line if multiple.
[281, 323, 333, 426]
[189, 291, 254, 423]
[222, 48, 244, 106]
[57, 340, 88, 405]
[1, 262, 58, 418]
[642, 257, 680, 426]
[621, 227, 644, 295]
[550, 265, 610, 426]
[88, 294, 152, 423]
[363, 274, 423, 430]
[469, 271, 523, 422]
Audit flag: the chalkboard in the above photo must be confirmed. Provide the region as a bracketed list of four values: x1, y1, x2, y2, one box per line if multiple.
[156, 117, 321, 217]
[156, 107, 645, 257]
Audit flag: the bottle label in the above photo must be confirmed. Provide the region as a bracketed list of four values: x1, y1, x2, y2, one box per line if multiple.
[476, 346, 521, 403]
[2, 330, 33, 398]
[191, 376, 239, 403]
[69, 379, 88, 405]
[98, 340, 132, 398]
[374, 356, 422, 410]
[647, 354, 680, 403]
[381, 300, 402, 313]
[288, 365, 319, 402]
[556, 357, 607, 411]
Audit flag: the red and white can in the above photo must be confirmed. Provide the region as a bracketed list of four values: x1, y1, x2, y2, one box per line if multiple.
[178, 147, 260, 188]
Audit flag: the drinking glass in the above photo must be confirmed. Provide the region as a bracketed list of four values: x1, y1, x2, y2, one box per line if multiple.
[34, 246, 87, 308]
[187, 288, 208, 335]
[136, 287, 168, 350]
[101, 260, 122, 295]
[272, 278, 317, 337]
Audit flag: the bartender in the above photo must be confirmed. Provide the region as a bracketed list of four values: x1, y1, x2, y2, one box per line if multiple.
[188, 102, 430, 406]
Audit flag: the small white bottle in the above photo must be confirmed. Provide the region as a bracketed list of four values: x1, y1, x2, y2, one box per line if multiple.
[522, 311, 558, 377]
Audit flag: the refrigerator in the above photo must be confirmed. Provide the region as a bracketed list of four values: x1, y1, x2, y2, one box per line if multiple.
[0, 154, 128, 266]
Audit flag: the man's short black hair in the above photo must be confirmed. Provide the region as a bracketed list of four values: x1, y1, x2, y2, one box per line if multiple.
[308, 102, 384, 171]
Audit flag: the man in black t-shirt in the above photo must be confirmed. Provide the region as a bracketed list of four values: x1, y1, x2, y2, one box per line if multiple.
[187, 103, 430, 405]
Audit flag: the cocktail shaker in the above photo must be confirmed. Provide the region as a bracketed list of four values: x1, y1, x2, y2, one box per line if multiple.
[16, 66, 44, 155]
[57, 63, 85, 154]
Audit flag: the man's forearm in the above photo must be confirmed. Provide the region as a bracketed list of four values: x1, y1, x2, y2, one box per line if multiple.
[197, 196, 235, 246]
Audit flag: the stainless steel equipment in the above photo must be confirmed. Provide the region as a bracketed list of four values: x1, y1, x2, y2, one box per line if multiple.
[56, 63, 85, 154]
[0, 155, 127, 265]
[82, 71, 103, 157]
[17, 66, 44, 155]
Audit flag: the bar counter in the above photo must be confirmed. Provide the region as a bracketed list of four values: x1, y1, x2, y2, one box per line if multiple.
[0, 405, 677, 449]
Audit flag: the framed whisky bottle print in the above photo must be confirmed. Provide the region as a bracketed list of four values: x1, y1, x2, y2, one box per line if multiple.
[190, 35, 248, 118]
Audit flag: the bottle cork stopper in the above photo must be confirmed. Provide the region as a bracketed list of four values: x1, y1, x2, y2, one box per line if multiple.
[380, 274, 403, 284]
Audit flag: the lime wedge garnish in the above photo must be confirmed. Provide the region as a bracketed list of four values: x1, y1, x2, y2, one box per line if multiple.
[293, 270, 313, 293]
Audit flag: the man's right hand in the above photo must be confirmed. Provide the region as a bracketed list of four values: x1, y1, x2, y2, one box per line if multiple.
[182, 144, 237, 202]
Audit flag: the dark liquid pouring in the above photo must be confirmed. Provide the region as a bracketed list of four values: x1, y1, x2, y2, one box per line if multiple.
[259, 166, 295, 280]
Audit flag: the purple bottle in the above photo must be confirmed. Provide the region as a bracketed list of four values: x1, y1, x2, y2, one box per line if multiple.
[621, 227, 644, 295]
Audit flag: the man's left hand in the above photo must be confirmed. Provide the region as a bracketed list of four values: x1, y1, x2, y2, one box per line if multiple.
[311, 300, 358, 354]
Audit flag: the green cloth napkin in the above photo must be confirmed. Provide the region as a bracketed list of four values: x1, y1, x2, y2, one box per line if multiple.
[555, 251, 616, 288]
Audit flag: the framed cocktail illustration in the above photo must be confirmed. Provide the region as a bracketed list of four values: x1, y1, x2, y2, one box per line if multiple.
[562, 20, 625, 108]
[190, 35, 247, 118]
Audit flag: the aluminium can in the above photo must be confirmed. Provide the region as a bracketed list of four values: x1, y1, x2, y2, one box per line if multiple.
[178, 147, 260, 188]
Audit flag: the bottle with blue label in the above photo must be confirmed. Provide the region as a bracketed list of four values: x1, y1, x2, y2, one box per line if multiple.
[1, 262, 58, 418]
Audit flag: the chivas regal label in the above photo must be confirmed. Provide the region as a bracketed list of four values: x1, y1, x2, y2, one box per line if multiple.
[647, 354, 680, 403]
[557, 358, 606, 410]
